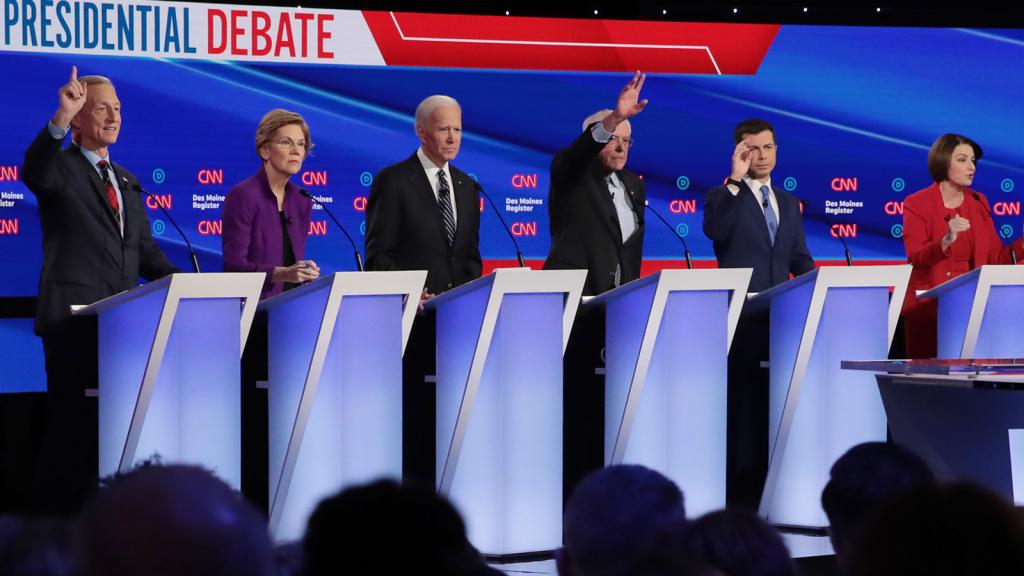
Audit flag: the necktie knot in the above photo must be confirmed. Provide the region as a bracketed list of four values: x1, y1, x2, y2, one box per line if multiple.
[760, 184, 771, 205]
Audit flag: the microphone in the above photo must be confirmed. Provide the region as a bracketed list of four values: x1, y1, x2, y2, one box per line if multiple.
[644, 200, 693, 269]
[801, 198, 853, 266]
[299, 189, 364, 272]
[127, 178, 200, 273]
[972, 191, 1018, 264]
[474, 180, 526, 268]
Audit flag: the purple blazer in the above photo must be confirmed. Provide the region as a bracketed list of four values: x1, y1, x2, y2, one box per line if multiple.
[222, 166, 313, 299]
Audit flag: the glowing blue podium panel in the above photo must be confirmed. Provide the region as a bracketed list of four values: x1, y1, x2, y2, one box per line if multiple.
[428, 268, 586, 556]
[750, 265, 911, 529]
[588, 268, 752, 517]
[75, 273, 264, 487]
[919, 266, 1024, 359]
[260, 271, 426, 543]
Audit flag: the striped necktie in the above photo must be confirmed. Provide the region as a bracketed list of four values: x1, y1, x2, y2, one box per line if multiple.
[437, 169, 455, 246]
[96, 160, 121, 226]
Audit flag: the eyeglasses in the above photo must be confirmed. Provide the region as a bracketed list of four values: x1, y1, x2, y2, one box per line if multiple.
[607, 135, 635, 149]
[272, 138, 310, 152]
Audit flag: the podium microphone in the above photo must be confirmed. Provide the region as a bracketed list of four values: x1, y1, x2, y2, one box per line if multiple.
[971, 192, 1018, 264]
[299, 189, 364, 272]
[801, 198, 853, 266]
[128, 180, 200, 273]
[644, 200, 693, 269]
[475, 181, 526, 268]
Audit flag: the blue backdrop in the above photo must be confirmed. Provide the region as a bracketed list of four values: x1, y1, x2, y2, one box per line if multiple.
[1, 24, 1022, 299]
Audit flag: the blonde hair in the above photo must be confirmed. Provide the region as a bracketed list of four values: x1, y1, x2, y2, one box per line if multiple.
[255, 109, 313, 159]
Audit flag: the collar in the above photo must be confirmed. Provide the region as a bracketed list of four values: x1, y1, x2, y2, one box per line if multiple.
[257, 164, 298, 202]
[76, 143, 110, 169]
[417, 147, 449, 174]
[743, 175, 772, 194]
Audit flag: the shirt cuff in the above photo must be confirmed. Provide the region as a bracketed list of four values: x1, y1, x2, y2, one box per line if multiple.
[47, 121, 69, 140]
[590, 121, 613, 144]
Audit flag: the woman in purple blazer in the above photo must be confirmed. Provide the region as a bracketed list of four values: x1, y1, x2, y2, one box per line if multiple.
[222, 109, 319, 299]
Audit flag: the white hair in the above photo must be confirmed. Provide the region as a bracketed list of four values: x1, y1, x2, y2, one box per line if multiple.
[415, 95, 461, 129]
[581, 109, 630, 134]
[582, 109, 612, 132]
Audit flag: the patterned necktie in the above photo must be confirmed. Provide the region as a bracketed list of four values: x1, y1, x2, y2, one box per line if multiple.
[96, 160, 121, 226]
[760, 184, 778, 247]
[437, 169, 455, 246]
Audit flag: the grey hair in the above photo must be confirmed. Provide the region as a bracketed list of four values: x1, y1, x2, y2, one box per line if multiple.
[415, 95, 461, 129]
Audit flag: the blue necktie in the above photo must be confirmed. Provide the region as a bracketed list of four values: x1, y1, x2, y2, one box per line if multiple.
[761, 185, 778, 247]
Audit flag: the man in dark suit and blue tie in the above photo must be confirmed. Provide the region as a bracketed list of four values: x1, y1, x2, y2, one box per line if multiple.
[704, 118, 814, 291]
[703, 118, 815, 508]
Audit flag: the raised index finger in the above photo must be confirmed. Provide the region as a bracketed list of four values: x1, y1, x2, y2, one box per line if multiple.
[70, 65, 78, 82]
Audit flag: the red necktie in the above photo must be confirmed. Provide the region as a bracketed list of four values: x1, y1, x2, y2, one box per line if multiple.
[96, 160, 121, 223]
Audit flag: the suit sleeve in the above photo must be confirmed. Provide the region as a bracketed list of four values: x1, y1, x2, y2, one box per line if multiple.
[902, 196, 948, 268]
[789, 211, 816, 275]
[364, 169, 401, 272]
[131, 178, 180, 279]
[550, 126, 606, 192]
[702, 185, 744, 242]
[464, 184, 483, 278]
[222, 187, 275, 276]
[22, 125, 66, 200]
[138, 221, 180, 280]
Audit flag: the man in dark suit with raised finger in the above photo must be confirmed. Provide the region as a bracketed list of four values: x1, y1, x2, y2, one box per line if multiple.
[22, 67, 178, 513]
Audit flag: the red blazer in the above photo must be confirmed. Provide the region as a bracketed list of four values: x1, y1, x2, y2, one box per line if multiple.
[901, 182, 1024, 357]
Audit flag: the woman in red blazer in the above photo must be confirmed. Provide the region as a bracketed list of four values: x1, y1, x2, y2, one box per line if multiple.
[901, 134, 1024, 358]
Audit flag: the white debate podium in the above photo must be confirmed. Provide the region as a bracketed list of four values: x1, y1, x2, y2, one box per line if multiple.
[74, 272, 265, 487]
[426, 267, 586, 557]
[259, 271, 426, 542]
[587, 268, 752, 516]
[919, 265, 1024, 359]
[749, 265, 911, 529]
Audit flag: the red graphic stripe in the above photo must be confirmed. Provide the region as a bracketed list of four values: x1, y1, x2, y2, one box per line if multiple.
[363, 11, 779, 75]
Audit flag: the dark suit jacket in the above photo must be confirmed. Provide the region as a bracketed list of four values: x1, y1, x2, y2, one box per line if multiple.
[543, 128, 646, 296]
[703, 181, 814, 292]
[22, 125, 178, 335]
[222, 166, 312, 299]
[365, 152, 482, 294]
